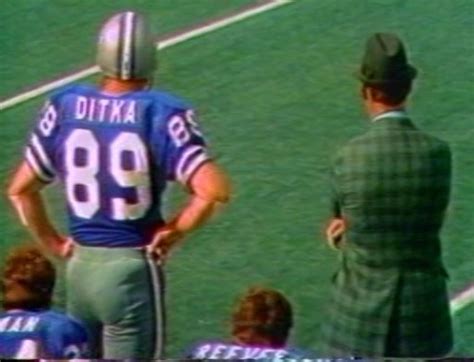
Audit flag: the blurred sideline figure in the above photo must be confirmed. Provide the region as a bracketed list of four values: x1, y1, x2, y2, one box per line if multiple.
[188, 287, 314, 360]
[7, 11, 231, 358]
[0, 245, 88, 358]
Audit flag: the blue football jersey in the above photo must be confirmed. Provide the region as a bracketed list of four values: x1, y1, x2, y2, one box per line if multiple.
[0, 309, 88, 358]
[188, 341, 316, 360]
[24, 84, 210, 247]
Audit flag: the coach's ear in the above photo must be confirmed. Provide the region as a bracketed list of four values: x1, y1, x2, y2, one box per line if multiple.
[188, 161, 231, 203]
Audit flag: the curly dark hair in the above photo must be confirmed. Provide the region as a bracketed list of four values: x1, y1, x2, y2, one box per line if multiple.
[1, 245, 56, 310]
[231, 286, 293, 348]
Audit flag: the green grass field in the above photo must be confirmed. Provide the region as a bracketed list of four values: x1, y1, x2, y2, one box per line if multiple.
[1, 0, 473, 356]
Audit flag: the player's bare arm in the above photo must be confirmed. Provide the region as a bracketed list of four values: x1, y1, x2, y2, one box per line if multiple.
[147, 161, 231, 259]
[172, 161, 231, 230]
[7, 161, 72, 258]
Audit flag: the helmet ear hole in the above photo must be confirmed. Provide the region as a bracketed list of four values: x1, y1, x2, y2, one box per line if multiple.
[97, 11, 156, 80]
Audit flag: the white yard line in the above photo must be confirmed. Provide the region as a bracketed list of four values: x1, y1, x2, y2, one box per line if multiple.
[450, 283, 474, 315]
[0, 0, 292, 111]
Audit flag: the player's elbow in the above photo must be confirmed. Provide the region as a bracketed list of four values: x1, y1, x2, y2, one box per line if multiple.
[6, 162, 41, 202]
[6, 181, 26, 211]
[7, 177, 21, 200]
[209, 163, 232, 203]
[189, 162, 232, 204]
[212, 172, 232, 204]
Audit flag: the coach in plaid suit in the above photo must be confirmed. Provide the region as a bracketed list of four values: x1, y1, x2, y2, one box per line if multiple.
[320, 33, 453, 357]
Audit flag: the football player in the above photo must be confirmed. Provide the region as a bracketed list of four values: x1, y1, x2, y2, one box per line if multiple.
[187, 287, 314, 360]
[7, 11, 231, 359]
[0, 245, 88, 359]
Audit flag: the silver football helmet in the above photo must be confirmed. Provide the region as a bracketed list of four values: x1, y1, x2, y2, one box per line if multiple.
[97, 11, 156, 80]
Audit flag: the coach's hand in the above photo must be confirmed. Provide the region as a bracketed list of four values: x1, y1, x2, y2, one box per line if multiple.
[326, 218, 346, 250]
[147, 226, 184, 262]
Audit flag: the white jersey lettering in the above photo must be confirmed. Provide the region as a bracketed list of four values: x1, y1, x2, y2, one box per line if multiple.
[75, 96, 137, 124]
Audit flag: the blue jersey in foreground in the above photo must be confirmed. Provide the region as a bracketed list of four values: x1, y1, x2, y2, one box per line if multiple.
[24, 84, 210, 247]
[0, 309, 88, 358]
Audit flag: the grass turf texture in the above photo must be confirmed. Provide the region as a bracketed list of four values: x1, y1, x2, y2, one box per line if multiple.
[1, 0, 473, 356]
[0, 0, 254, 100]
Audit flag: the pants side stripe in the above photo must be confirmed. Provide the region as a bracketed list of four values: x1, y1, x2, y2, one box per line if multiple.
[146, 255, 165, 358]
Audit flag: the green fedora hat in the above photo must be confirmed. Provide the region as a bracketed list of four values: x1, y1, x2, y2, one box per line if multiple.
[356, 32, 417, 84]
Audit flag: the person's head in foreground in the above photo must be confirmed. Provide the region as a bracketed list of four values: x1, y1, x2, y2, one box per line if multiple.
[356, 32, 417, 116]
[0, 246, 88, 359]
[231, 286, 293, 348]
[1, 245, 55, 311]
[189, 287, 301, 360]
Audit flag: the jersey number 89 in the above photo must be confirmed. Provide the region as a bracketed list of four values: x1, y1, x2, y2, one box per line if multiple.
[65, 129, 151, 220]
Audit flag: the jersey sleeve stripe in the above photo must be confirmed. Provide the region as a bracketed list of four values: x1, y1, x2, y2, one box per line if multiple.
[180, 152, 210, 184]
[176, 145, 205, 182]
[30, 134, 55, 176]
[25, 147, 54, 183]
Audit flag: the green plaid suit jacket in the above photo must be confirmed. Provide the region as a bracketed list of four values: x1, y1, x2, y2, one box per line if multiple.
[320, 112, 453, 357]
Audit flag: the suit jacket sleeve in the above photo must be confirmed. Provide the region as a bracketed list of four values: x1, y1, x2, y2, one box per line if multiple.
[436, 140, 453, 211]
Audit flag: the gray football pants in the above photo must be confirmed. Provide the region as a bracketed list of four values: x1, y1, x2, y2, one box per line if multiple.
[66, 245, 165, 358]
